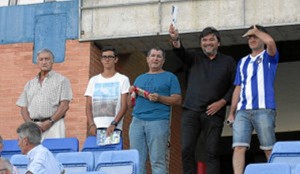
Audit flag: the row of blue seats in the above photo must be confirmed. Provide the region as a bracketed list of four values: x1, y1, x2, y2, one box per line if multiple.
[2, 136, 122, 161]
[10, 149, 139, 174]
[245, 141, 300, 174]
[2, 136, 136, 173]
[245, 163, 300, 174]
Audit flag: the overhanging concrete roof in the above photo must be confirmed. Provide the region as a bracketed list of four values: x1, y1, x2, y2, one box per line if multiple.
[93, 24, 300, 54]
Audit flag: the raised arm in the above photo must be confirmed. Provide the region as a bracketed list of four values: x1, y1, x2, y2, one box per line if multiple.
[243, 25, 277, 56]
[169, 24, 196, 67]
[169, 24, 181, 48]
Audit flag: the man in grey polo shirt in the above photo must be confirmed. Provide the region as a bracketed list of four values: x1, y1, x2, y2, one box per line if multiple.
[16, 49, 72, 139]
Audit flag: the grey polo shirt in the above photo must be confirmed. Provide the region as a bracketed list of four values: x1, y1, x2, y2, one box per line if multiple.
[16, 70, 72, 119]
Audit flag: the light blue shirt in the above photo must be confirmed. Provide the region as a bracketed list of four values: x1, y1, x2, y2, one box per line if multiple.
[27, 144, 63, 174]
[133, 71, 181, 121]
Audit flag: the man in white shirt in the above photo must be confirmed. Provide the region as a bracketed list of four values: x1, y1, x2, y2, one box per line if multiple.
[85, 46, 130, 136]
[16, 49, 72, 139]
[17, 122, 63, 174]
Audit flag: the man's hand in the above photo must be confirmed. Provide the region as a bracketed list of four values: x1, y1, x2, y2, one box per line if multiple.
[129, 86, 135, 94]
[169, 24, 181, 48]
[106, 125, 115, 137]
[148, 93, 159, 102]
[87, 124, 96, 136]
[206, 99, 226, 116]
[36, 120, 52, 132]
[169, 24, 179, 40]
[242, 24, 259, 37]
[226, 113, 235, 127]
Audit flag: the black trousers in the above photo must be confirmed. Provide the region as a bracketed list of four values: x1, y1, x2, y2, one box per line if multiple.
[181, 109, 224, 174]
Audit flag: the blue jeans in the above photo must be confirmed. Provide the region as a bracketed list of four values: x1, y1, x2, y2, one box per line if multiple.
[129, 117, 170, 174]
[233, 109, 276, 150]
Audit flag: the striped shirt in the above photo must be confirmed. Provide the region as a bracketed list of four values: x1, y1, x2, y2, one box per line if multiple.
[16, 70, 72, 119]
[235, 50, 279, 110]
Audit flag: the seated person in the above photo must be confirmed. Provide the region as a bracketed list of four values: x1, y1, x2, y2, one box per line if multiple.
[16, 122, 64, 174]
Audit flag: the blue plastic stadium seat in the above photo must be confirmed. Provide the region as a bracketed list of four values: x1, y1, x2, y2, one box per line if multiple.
[95, 149, 139, 174]
[295, 163, 300, 174]
[269, 141, 300, 161]
[56, 151, 94, 172]
[72, 171, 107, 174]
[81, 136, 122, 165]
[42, 137, 79, 156]
[244, 163, 291, 174]
[2, 139, 21, 160]
[269, 141, 300, 172]
[10, 154, 28, 174]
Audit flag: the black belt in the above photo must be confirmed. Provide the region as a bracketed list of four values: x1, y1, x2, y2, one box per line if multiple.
[32, 117, 51, 122]
[32, 115, 65, 122]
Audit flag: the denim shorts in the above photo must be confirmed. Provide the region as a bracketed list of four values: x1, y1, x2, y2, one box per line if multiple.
[232, 109, 276, 150]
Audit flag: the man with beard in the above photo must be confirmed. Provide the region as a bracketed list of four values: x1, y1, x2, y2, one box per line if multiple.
[169, 25, 236, 174]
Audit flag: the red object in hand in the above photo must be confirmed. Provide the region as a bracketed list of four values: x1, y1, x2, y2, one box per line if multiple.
[198, 161, 206, 174]
[133, 86, 150, 98]
[130, 91, 136, 106]
[130, 86, 150, 106]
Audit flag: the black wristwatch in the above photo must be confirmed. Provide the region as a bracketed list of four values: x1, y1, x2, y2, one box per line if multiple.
[110, 120, 118, 126]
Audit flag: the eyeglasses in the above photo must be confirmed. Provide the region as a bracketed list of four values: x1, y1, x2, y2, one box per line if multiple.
[101, 55, 116, 60]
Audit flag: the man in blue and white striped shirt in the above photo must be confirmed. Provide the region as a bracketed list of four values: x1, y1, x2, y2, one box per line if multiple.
[227, 25, 279, 174]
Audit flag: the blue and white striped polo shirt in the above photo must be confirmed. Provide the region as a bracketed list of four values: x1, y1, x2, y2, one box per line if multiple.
[235, 50, 279, 110]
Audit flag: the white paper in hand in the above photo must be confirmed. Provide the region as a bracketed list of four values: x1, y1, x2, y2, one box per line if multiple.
[96, 129, 121, 146]
[172, 5, 178, 28]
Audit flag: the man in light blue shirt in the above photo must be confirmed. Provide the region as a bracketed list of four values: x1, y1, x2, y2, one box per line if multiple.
[129, 47, 182, 174]
[17, 122, 63, 174]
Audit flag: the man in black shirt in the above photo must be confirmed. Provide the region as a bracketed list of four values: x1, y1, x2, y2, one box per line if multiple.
[169, 24, 236, 174]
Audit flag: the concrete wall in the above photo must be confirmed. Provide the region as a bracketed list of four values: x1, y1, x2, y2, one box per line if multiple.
[80, 0, 300, 40]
